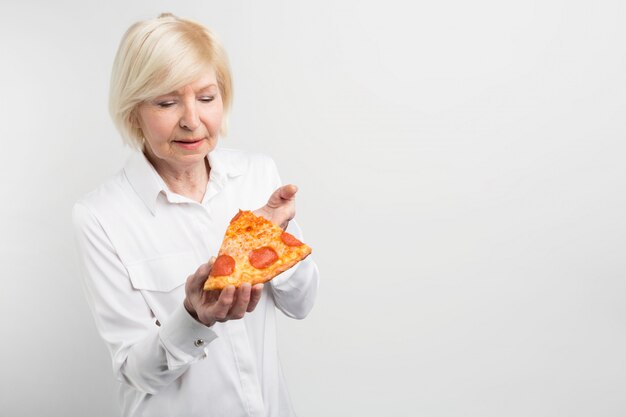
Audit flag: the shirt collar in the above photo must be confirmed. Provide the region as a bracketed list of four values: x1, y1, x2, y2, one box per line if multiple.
[123, 147, 245, 215]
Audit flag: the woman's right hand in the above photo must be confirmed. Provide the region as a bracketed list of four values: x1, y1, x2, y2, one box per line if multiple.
[183, 258, 264, 327]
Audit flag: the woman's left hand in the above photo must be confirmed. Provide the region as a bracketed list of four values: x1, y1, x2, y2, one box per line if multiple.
[254, 184, 298, 229]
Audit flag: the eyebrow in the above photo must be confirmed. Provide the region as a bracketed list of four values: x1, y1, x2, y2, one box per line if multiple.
[195, 84, 218, 92]
[156, 84, 218, 98]
[176, 84, 218, 95]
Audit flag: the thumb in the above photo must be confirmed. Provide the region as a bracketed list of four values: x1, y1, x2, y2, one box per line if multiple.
[268, 184, 298, 208]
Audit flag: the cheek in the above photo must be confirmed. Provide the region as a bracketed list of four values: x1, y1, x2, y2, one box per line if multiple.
[141, 115, 174, 141]
[204, 110, 224, 132]
[213, 115, 224, 131]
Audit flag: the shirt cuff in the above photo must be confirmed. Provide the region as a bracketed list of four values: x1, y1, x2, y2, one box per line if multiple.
[159, 304, 218, 369]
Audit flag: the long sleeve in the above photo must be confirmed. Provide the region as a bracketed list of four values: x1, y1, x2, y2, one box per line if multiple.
[72, 202, 217, 395]
[265, 159, 320, 319]
[270, 247, 319, 319]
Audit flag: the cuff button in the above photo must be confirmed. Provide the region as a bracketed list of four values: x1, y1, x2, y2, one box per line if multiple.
[194, 339, 205, 347]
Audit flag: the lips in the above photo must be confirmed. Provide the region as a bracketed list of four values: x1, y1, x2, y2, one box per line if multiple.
[173, 138, 204, 150]
[175, 138, 203, 143]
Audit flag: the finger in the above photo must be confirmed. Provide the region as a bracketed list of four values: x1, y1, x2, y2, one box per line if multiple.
[228, 283, 251, 319]
[267, 184, 298, 208]
[279, 184, 298, 200]
[246, 284, 264, 312]
[212, 285, 236, 321]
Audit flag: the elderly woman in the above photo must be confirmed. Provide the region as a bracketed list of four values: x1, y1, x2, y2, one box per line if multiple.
[73, 13, 319, 417]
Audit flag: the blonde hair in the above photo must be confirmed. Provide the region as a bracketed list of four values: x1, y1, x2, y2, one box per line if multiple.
[109, 13, 232, 149]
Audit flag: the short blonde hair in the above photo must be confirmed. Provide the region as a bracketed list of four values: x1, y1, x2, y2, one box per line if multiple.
[109, 13, 233, 149]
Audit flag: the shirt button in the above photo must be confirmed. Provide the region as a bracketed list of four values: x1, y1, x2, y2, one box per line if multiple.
[194, 339, 205, 347]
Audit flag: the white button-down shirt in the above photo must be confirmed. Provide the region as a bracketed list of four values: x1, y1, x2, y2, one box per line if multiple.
[72, 147, 319, 417]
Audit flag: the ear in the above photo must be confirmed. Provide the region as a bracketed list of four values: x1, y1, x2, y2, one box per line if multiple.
[129, 110, 141, 128]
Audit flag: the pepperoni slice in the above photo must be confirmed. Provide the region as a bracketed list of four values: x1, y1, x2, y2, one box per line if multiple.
[281, 232, 303, 247]
[210, 255, 235, 276]
[249, 247, 279, 269]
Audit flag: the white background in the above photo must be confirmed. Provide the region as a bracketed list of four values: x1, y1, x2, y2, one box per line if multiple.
[1, 0, 625, 416]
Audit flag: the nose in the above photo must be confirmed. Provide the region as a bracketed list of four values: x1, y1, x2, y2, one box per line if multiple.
[179, 100, 200, 131]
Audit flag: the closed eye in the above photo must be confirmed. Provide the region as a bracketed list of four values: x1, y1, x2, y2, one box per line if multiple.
[199, 95, 216, 103]
[157, 101, 176, 108]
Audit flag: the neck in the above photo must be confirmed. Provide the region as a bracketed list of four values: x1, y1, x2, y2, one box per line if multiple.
[144, 151, 210, 203]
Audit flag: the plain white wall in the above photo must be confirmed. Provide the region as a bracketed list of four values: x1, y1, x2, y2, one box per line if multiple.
[1, 0, 625, 416]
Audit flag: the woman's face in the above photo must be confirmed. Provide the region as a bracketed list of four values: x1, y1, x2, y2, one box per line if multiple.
[135, 69, 224, 173]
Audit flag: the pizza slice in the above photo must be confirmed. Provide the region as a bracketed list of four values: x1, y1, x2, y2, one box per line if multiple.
[203, 210, 312, 291]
